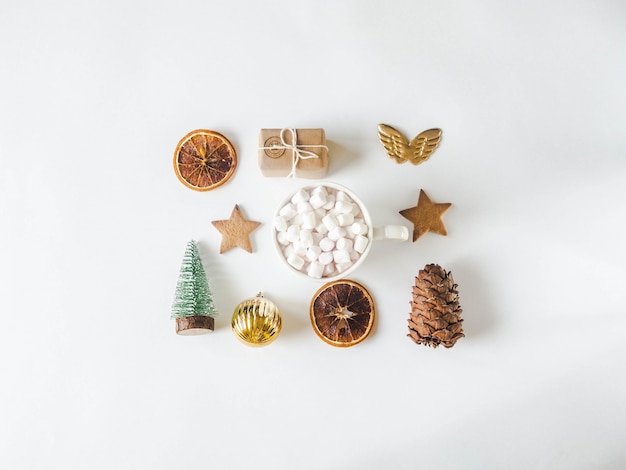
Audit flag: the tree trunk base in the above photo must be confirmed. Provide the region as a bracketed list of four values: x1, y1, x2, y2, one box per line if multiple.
[176, 316, 215, 335]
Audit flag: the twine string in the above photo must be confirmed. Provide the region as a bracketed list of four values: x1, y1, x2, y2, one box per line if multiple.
[259, 128, 328, 178]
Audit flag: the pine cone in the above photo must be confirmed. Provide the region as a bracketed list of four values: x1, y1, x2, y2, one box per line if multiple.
[408, 264, 464, 348]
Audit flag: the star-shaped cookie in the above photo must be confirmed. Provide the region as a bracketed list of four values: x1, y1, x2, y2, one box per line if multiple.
[211, 205, 261, 253]
[399, 190, 451, 242]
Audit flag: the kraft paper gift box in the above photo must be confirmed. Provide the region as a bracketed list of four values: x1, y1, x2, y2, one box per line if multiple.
[258, 128, 328, 178]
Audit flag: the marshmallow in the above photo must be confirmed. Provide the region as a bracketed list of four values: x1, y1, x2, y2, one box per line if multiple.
[291, 213, 304, 226]
[311, 232, 324, 245]
[292, 241, 307, 257]
[312, 185, 328, 196]
[306, 245, 322, 261]
[286, 225, 300, 243]
[336, 262, 354, 273]
[302, 211, 317, 230]
[273, 216, 288, 232]
[351, 221, 368, 236]
[309, 192, 327, 209]
[287, 253, 305, 270]
[299, 229, 313, 247]
[307, 262, 324, 279]
[337, 213, 354, 227]
[322, 214, 339, 231]
[318, 251, 334, 265]
[327, 226, 347, 241]
[354, 235, 369, 253]
[291, 188, 310, 204]
[297, 202, 313, 214]
[276, 231, 290, 246]
[332, 250, 351, 264]
[322, 195, 335, 210]
[335, 237, 353, 252]
[319, 237, 335, 252]
[282, 244, 294, 258]
[335, 201, 354, 214]
[323, 264, 336, 276]
[335, 191, 349, 202]
[314, 222, 329, 235]
[279, 203, 297, 219]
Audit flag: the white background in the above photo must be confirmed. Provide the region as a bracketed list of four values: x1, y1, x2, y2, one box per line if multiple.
[1, 1, 625, 469]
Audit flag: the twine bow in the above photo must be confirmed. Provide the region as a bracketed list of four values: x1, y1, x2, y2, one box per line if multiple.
[261, 128, 328, 178]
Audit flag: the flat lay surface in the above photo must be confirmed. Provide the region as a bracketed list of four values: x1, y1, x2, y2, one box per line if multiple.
[1, 1, 625, 468]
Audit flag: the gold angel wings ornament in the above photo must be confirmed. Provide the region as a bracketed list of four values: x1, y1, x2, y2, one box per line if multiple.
[377, 124, 442, 165]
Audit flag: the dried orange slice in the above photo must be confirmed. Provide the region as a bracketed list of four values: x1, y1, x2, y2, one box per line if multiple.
[173, 129, 237, 191]
[310, 279, 375, 347]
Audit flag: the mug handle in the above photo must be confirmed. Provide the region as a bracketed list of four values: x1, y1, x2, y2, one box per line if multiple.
[372, 225, 409, 241]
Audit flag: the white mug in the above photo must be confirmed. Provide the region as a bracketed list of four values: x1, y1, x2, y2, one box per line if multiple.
[272, 181, 408, 282]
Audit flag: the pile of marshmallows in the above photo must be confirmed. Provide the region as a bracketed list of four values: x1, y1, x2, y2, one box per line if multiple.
[274, 185, 370, 279]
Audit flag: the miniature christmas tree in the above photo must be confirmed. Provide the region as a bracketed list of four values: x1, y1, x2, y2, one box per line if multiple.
[171, 240, 218, 335]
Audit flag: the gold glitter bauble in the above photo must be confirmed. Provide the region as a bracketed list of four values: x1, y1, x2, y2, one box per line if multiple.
[231, 293, 282, 347]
